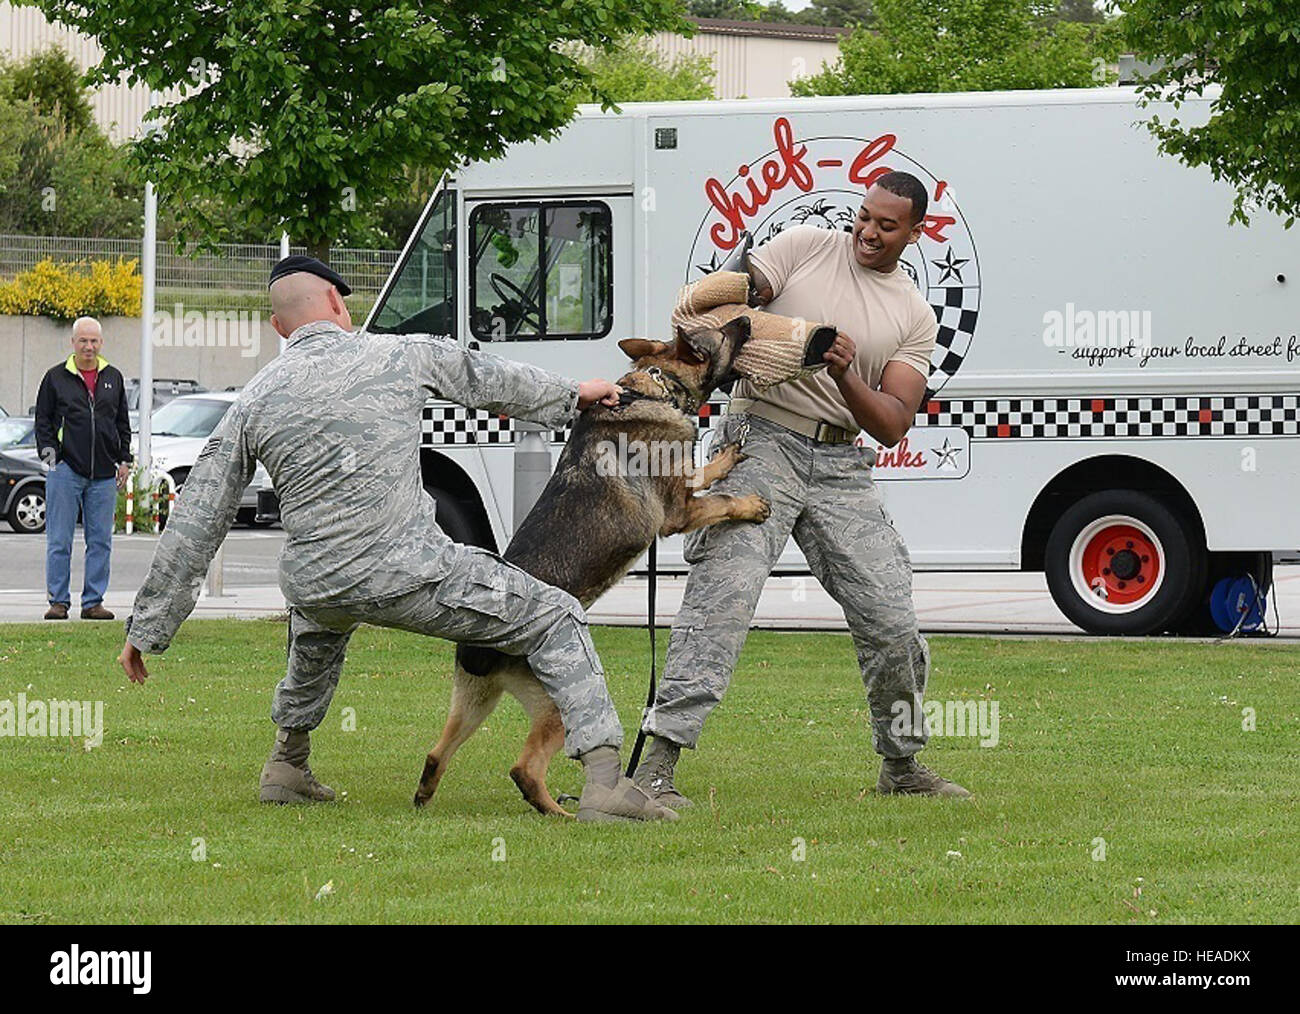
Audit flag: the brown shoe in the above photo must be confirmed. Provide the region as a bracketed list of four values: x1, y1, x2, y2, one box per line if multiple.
[44, 603, 69, 620]
[80, 604, 115, 620]
[877, 758, 972, 798]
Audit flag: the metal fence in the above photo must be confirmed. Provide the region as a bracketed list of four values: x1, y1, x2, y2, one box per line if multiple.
[0, 234, 400, 295]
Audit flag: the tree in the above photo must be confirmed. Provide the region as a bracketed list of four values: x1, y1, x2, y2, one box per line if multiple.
[25, 1, 691, 261]
[0, 99, 142, 236]
[576, 42, 715, 103]
[1054, 0, 1103, 22]
[0, 51, 141, 237]
[0, 46, 93, 133]
[1119, 0, 1300, 227]
[686, 0, 875, 25]
[790, 0, 1116, 95]
[686, 1, 764, 17]
[802, 1, 876, 27]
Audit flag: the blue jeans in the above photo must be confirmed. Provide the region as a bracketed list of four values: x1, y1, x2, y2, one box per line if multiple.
[45, 462, 117, 608]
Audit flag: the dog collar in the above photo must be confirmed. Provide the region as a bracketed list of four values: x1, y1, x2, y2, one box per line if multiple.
[617, 367, 697, 414]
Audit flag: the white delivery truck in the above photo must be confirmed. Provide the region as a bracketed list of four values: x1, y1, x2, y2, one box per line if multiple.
[363, 87, 1299, 636]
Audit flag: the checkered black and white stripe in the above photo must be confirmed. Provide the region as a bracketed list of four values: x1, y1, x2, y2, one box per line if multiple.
[918, 394, 1300, 439]
[420, 400, 729, 448]
[925, 285, 979, 397]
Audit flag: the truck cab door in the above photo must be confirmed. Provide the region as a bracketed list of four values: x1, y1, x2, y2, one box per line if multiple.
[461, 194, 633, 377]
[364, 180, 458, 341]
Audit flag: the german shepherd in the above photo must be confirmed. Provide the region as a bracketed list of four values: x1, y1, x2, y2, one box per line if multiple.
[413, 316, 769, 815]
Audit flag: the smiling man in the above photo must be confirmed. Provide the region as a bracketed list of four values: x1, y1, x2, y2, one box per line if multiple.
[634, 172, 973, 803]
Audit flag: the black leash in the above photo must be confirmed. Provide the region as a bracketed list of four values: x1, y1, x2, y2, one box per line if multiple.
[624, 537, 657, 778]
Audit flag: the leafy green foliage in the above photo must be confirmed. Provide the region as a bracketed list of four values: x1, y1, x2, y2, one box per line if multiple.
[688, 0, 876, 25]
[1053, 0, 1103, 22]
[575, 41, 715, 103]
[24, 1, 691, 260]
[0, 49, 142, 237]
[0, 46, 93, 132]
[1120, 0, 1300, 227]
[790, 0, 1118, 95]
[807, 0, 877, 24]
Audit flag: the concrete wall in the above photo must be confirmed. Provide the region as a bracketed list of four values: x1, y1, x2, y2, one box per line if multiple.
[0, 314, 281, 416]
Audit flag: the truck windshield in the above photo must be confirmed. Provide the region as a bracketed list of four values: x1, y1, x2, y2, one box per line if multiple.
[368, 186, 456, 337]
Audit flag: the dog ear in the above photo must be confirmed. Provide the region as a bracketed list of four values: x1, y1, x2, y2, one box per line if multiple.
[720, 314, 752, 345]
[618, 338, 669, 361]
[673, 324, 711, 364]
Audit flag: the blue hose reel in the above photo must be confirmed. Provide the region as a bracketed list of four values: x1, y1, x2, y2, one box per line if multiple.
[1209, 574, 1268, 634]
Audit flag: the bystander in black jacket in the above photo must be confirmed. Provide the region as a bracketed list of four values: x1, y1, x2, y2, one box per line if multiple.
[34, 355, 133, 480]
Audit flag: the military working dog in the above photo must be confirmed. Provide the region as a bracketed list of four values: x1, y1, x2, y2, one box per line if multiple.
[413, 317, 768, 815]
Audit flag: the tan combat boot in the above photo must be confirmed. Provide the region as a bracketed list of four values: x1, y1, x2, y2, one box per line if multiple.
[877, 757, 972, 798]
[576, 746, 678, 823]
[632, 735, 694, 809]
[259, 728, 336, 804]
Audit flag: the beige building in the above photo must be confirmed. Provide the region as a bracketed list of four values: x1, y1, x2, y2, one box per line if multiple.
[1, 6, 848, 141]
[650, 17, 847, 99]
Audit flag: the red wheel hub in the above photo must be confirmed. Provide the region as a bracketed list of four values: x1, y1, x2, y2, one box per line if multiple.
[1078, 524, 1161, 606]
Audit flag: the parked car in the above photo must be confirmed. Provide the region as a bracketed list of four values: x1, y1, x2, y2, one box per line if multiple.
[1, 450, 46, 533]
[0, 416, 36, 450]
[141, 392, 279, 526]
[125, 378, 208, 433]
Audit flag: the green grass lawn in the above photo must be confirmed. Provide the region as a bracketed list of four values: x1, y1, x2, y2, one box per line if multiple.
[0, 620, 1295, 924]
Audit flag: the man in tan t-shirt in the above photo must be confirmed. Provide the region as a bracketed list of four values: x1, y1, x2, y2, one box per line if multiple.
[634, 171, 972, 803]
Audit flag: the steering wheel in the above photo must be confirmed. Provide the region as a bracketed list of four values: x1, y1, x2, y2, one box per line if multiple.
[489, 272, 542, 332]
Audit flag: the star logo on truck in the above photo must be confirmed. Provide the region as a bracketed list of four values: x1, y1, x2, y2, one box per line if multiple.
[932, 437, 963, 470]
[931, 248, 970, 284]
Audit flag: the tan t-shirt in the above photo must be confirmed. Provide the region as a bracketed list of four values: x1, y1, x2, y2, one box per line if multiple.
[736, 225, 937, 431]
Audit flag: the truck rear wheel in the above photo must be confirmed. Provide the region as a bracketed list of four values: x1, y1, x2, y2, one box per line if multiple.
[1045, 490, 1205, 635]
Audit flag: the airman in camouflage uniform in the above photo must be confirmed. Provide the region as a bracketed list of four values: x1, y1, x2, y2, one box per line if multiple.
[120, 258, 673, 821]
[639, 412, 937, 761]
[635, 175, 972, 802]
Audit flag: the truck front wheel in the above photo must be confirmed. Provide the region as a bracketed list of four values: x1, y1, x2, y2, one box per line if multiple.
[1045, 490, 1206, 635]
[425, 486, 492, 550]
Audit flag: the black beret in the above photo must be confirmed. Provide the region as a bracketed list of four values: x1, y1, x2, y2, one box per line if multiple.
[268, 255, 352, 296]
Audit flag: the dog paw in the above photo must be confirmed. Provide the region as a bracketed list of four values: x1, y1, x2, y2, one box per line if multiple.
[745, 495, 772, 523]
[712, 441, 745, 466]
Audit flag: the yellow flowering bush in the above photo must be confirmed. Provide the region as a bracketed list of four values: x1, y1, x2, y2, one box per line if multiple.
[0, 258, 142, 320]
